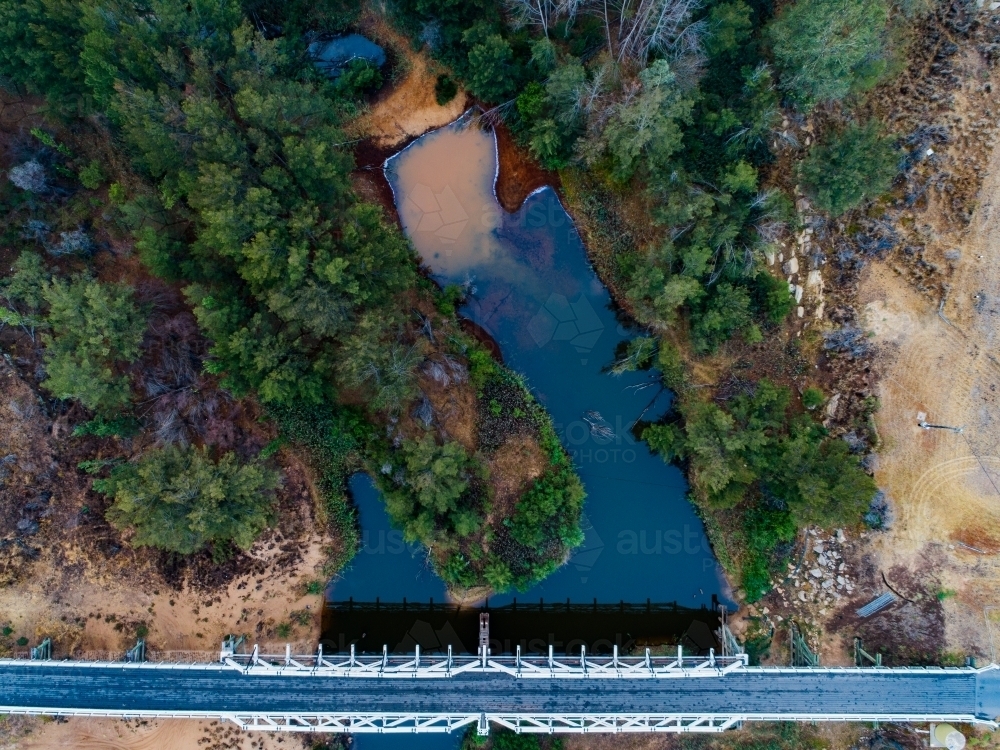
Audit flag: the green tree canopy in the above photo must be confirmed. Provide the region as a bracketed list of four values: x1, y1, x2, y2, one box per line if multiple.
[382, 435, 482, 545]
[0, 0, 86, 109]
[767, 0, 889, 109]
[798, 121, 898, 216]
[650, 380, 875, 526]
[79, 0, 417, 407]
[97, 445, 280, 555]
[464, 31, 517, 102]
[597, 60, 693, 181]
[41, 276, 146, 413]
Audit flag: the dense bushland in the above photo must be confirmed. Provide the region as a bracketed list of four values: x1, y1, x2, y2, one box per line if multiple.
[0, 0, 583, 590]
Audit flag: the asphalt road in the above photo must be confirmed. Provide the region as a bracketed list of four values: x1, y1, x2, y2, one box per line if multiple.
[2, 664, 998, 720]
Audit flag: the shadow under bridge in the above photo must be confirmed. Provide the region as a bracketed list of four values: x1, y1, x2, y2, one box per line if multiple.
[320, 597, 722, 656]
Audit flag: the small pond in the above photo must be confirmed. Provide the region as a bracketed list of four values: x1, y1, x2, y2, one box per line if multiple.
[309, 34, 386, 76]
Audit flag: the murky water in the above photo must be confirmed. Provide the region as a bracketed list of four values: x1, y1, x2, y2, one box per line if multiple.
[330, 114, 730, 610]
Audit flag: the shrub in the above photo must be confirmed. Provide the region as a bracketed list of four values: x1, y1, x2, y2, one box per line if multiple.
[801, 387, 824, 410]
[751, 270, 795, 324]
[41, 277, 146, 413]
[656, 341, 686, 391]
[78, 160, 105, 189]
[741, 502, 796, 601]
[97, 445, 280, 555]
[72, 416, 141, 438]
[691, 283, 753, 353]
[334, 59, 383, 98]
[435, 73, 458, 105]
[510, 465, 585, 551]
[798, 121, 898, 216]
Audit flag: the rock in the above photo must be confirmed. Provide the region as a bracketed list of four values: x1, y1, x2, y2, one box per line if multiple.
[810, 568, 823, 578]
[817, 554, 828, 566]
[797, 306, 805, 318]
[838, 563, 845, 572]
[794, 285, 804, 303]
[814, 542, 824, 554]
[783, 257, 799, 274]
[798, 591, 807, 601]
[835, 529, 845, 543]
[837, 576, 846, 586]
[822, 579, 834, 590]
[826, 393, 841, 418]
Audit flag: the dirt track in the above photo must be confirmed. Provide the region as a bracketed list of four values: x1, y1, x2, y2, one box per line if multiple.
[860, 84, 1000, 661]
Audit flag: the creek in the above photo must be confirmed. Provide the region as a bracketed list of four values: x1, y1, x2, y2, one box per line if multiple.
[327, 113, 730, 647]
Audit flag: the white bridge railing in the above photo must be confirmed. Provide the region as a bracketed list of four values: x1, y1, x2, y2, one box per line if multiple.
[223, 643, 750, 679]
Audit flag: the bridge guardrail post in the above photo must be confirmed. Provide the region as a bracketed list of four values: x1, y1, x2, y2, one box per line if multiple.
[548, 644, 554, 677]
[125, 639, 145, 663]
[447, 644, 452, 675]
[30, 638, 51, 661]
[381, 645, 388, 676]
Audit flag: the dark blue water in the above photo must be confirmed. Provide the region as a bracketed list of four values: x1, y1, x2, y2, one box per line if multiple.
[309, 34, 386, 76]
[330, 119, 731, 610]
[331, 473, 448, 603]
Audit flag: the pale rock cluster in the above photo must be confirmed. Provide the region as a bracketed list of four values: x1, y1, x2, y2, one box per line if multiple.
[768, 528, 855, 621]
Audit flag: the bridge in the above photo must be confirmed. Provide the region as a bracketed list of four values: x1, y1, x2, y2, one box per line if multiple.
[2, 645, 998, 735]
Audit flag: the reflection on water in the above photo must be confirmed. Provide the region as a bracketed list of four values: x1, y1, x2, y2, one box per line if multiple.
[330, 116, 731, 617]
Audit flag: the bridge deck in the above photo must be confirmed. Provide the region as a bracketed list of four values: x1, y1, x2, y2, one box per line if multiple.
[2, 663, 997, 722]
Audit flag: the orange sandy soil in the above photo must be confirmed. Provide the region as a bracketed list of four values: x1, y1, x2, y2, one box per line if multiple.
[349, 11, 468, 149]
[855, 44, 1000, 663]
